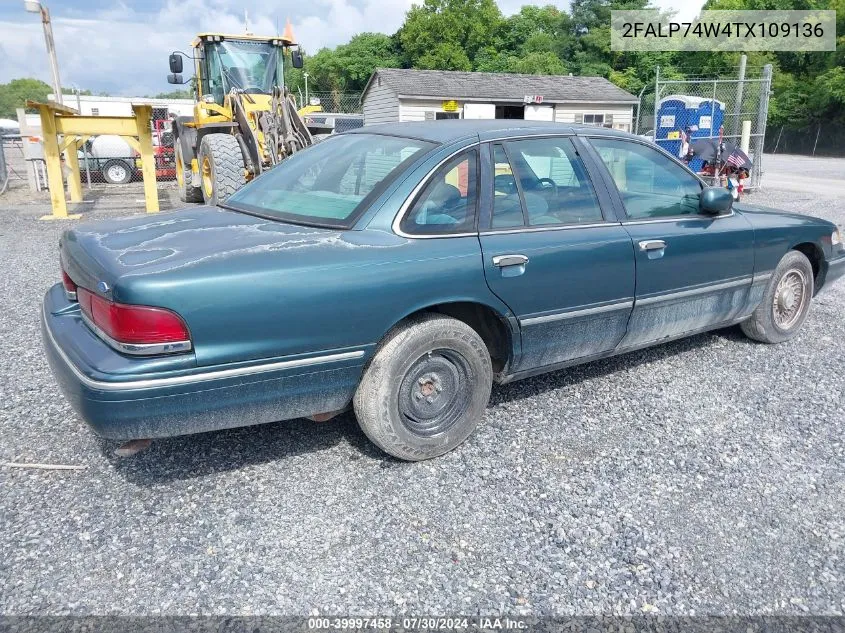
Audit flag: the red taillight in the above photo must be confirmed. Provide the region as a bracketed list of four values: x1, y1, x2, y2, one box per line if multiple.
[77, 288, 190, 347]
[61, 268, 77, 298]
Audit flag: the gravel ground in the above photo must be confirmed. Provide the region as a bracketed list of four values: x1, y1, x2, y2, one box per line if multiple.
[0, 155, 843, 616]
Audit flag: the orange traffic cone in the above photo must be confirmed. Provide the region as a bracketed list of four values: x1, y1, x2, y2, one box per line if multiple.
[282, 19, 296, 44]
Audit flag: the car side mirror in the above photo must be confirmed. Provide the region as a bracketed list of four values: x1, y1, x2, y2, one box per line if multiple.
[291, 48, 304, 69]
[167, 74, 183, 85]
[700, 186, 733, 215]
[169, 53, 183, 74]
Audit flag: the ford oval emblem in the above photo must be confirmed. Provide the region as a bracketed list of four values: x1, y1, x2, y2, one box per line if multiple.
[97, 281, 110, 294]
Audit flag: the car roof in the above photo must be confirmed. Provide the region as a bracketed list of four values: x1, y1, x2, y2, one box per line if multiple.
[345, 119, 636, 144]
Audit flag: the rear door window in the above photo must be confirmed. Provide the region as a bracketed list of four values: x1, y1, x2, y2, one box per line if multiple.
[399, 149, 479, 235]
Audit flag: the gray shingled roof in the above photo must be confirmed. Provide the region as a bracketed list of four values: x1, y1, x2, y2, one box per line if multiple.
[364, 68, 638, 104]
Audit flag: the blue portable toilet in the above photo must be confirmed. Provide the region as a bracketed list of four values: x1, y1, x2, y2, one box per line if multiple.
[655, 95, 725, 169]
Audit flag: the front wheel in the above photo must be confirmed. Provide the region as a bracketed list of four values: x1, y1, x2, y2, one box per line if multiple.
[197, 133, 246, 206]
[741, 250, 814, 343]
[353, 314, 493, 461]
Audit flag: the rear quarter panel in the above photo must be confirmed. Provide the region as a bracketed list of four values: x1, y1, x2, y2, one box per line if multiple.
[65, 138, 513, 371]
[177, 231, 508, 367]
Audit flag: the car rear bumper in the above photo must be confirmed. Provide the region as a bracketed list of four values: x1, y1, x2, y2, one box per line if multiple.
[41, 284, 365, 440]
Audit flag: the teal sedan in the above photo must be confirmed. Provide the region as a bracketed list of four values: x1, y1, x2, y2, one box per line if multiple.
[42, 121, 845, 460]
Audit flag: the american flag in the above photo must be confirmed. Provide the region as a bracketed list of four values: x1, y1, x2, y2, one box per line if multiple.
[726, 147, 751, 168]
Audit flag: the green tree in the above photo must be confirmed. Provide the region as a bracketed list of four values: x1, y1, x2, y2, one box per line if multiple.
[293, 33, 401, 92]
[332, 33, 402, 90]
[509, 51, 567, 74]
[497, 5, 566, 53]
[398, 0, 505, 68]
[0, 78, 52, 118]
[416, 42, 473, 70]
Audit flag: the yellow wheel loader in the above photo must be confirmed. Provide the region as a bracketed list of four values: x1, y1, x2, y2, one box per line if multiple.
[166, 26, 325, 205]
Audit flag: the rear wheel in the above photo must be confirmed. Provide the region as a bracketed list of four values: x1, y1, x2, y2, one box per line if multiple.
[175, 142, 202, 202]
[197, 133, 245, 206]
[741, 250, 814, 343]
[353, 314, 492, 461]
[101, 159, 133, 185]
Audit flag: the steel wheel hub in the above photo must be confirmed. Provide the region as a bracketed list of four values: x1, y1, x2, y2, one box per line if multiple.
[108, 165, 126, 181]
[773, 269, 806, 330]
[201, 157, 213, 197]
[398, 350, 472, 437]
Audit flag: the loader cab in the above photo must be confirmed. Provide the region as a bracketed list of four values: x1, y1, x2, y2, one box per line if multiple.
[190, 34, 299, 107]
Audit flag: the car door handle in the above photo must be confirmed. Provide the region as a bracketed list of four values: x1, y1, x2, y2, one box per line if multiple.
[492, 254, 529, 267]
[638, 240, 667, 251]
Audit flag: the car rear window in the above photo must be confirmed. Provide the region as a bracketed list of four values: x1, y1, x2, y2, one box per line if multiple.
[224, 134, 434, 228]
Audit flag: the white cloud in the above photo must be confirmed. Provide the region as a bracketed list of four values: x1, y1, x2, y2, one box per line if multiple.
[0, 0, 706, 96]
[651, 0, 704, 22]
[0, 0, 416, 95]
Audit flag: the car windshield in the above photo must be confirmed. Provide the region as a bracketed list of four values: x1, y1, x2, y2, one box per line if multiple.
[224, 134, 435, 228]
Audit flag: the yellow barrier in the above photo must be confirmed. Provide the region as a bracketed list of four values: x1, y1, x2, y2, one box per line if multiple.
[27, 100, 159, 219]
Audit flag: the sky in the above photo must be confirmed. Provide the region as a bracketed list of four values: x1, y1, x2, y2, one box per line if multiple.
[0, 0, 703, 97]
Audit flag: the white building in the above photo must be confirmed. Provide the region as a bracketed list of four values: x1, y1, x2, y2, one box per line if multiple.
[361, 69, 638, 131]
[47, 94, 195, 118]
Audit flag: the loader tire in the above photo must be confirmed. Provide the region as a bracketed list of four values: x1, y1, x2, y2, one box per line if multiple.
[175, 142, 202, 203]
[197, 133, 246, 206]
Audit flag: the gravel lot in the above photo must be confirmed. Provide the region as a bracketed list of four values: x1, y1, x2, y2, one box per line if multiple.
[0, 154, 843, 617]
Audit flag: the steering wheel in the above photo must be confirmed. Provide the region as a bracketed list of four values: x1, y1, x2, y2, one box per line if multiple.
[537, 177, 558, 198]
[537, 178, 558, 202]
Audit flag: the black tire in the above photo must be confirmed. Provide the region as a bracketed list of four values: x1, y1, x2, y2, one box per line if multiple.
[197, 133, 246, 206]
[175, 142, 202, 202]
[101, 159, 133, 185]
[741, 250, 814, 344]
[353, 314, 493, 461]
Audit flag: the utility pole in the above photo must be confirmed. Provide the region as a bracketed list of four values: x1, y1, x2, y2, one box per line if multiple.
[24, 1, 63, 105]
[303, 72, 310, 106]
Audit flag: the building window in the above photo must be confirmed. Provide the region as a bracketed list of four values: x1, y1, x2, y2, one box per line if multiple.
[436, 112, 460, 120]
[90, 108, 100, 116]
[581, 113, 615, 129]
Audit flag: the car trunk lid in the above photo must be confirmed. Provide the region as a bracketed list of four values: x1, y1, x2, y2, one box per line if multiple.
[59, 205, 343, 304]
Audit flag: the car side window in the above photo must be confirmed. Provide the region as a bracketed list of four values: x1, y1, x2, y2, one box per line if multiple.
[590, 138, 702, 219]
[506, 137, 604, 226]
[400, 149, 478, 235]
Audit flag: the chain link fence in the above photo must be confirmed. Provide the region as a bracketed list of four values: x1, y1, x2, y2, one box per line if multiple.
[1, 135, 29, 197]
[297, 91, 362, 114]
[766, 122, 845, 158]
[2, 92, 363, 207]
[636, 64, 773, 190]
[55, 94, 362, 194]
[71, 130, 176, 188]
[0, 136, 9, 195]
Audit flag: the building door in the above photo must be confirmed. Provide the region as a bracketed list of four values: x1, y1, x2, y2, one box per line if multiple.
[524, 105, 554, 121]
[478, 137, 635, 372]
[587, 136, 755, 348]
[464, 103, 496, 119]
